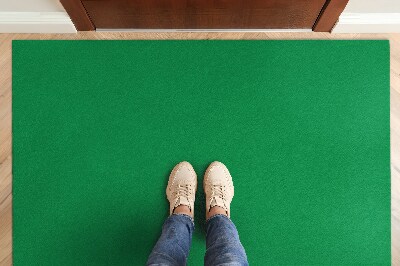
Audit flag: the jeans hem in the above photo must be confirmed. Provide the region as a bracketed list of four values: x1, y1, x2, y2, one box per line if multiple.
[171, 213, 195, 227]
[206, 213, 231, 224]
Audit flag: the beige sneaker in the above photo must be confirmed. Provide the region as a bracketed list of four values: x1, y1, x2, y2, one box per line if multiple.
[204, 161, 234, 218]
[166, 161, 197, 216]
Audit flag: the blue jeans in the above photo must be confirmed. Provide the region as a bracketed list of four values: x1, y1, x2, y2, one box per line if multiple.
[147, 214, 248, 266]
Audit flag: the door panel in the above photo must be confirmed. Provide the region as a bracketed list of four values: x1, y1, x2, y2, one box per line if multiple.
[82, 0, 326, 29]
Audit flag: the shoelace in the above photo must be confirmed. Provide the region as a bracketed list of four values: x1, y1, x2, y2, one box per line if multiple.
[173, 184, 193, 200]
[210, 185, 227, 200]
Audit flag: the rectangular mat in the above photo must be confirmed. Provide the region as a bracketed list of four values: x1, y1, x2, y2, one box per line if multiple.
[12, 40, 390, 265]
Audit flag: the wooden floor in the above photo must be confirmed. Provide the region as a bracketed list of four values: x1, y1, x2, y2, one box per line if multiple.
[0, 32, 399, 265]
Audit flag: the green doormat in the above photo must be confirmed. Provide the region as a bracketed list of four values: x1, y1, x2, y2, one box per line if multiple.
[12, 40, 390, 265]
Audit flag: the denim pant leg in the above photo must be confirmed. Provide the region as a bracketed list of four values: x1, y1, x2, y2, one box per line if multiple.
[147, 214, 194, 266]
[205, 214, 248, 266]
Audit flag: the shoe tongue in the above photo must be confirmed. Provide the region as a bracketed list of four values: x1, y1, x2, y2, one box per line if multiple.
[174, 196, 190, 210]
[210, 197, 226, 211]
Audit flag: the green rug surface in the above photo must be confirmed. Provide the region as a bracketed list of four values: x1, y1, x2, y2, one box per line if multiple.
[12, 40, 390, 265]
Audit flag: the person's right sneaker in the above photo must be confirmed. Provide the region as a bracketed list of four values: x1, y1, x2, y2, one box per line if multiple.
[203, 161, 234, 218]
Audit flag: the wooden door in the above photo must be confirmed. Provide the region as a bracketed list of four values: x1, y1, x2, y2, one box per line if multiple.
[61, 0, 349, 32]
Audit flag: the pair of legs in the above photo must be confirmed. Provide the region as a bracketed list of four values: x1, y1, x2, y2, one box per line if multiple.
[147, 161, 248, 266]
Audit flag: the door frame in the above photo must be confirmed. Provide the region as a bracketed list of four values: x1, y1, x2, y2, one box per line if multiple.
[60, 0, 349, 32]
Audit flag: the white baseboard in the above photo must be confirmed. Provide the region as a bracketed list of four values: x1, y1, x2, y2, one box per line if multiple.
[0, 12, 76, 33]
[333, 12, 400, 33]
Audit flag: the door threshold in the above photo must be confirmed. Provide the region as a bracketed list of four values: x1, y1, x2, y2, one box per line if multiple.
[96, 28, 312, 32]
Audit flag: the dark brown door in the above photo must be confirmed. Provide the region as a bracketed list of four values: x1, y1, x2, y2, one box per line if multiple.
[61, 0, 349, 32]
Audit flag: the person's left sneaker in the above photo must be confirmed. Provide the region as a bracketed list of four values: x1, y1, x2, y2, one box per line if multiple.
[166, 161, 197, 216]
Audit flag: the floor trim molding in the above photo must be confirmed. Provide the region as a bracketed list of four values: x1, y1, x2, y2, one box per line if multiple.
[333, 12, 400, 33]
[0, 12, 76, 33]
